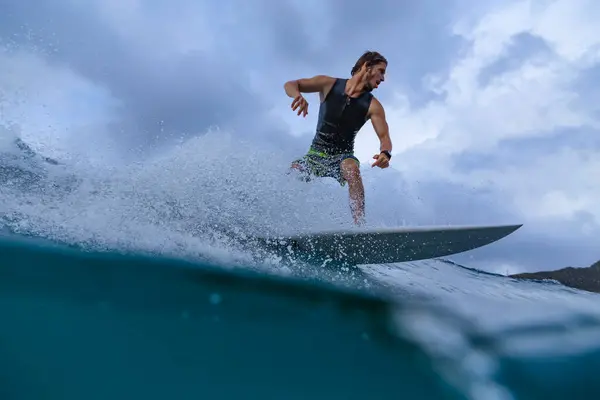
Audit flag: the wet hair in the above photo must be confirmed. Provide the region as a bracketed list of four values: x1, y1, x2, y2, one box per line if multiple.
[351, 51, 388, 76]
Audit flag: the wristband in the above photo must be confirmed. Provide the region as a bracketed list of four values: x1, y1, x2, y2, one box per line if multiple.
[381, 150, 391, 160]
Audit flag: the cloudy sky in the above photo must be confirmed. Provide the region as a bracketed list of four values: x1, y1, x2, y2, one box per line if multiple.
[1, 0, 599, 273]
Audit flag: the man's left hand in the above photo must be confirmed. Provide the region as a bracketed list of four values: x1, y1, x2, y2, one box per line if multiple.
[371, 152, 390, 169]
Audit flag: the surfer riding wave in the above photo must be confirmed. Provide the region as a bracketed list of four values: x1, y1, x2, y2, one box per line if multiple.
[284, 51, 393, 226]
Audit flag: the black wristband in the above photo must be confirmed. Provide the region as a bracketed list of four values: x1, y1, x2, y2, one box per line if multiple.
[381, 150, 391, 160]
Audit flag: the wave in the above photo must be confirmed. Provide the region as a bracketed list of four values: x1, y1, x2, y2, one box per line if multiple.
[0, 129, 423, 274]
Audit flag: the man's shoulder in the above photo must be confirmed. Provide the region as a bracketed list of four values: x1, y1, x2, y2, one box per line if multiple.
[367, 95, 385, 116]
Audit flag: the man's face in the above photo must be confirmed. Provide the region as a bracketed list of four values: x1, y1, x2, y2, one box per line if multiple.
[366, 62, 386, 90]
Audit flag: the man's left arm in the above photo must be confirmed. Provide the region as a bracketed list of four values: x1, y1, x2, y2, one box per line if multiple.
[369, 98, 393, 168]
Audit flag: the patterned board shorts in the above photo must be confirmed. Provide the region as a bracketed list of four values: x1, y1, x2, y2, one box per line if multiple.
[290, 147, 360, 186]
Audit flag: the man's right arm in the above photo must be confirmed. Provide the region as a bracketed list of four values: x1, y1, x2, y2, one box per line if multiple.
[284, 75, 336, 101]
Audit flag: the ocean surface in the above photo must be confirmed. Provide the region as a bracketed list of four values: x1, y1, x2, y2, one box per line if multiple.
[2, 134, 600, 400]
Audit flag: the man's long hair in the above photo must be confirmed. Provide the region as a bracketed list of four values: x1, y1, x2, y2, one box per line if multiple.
[351, 51, 388, 76]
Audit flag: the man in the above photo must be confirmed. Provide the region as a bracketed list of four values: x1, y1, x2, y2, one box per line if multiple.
[283, 50, 393, 225]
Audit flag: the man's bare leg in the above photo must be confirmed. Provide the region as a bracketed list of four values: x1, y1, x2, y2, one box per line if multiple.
[341, 158, 365, 225]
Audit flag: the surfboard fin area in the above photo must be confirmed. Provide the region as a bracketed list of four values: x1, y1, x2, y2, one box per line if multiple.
[256, 224, 523, 266]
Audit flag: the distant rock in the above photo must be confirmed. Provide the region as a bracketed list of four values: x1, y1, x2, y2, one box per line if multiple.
[510, 260, 600, 293]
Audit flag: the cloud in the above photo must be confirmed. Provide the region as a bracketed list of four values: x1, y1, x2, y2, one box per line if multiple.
[1, 0, 598, 273]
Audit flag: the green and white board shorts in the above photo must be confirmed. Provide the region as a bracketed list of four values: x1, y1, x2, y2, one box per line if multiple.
[290, 147, 360, 186]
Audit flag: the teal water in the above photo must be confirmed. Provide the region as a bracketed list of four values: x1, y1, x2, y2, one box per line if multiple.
[2, 136, 600, 399]
[0, 232, 456, 400]
[2, 230, 600, 400]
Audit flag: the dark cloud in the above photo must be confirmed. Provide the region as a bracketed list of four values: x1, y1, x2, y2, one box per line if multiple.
[449, 125, 600, 175]
[478, 32, 553, 87]
[0, 1, 272, 149]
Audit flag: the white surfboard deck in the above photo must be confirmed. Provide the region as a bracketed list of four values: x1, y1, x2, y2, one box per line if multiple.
[257, 224, 522, 266]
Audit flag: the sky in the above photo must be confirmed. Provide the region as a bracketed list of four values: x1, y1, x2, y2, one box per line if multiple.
[0, 0, 599, 273]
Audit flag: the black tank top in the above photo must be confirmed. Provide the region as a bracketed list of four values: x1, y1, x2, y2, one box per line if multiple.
[310, 78, 373, 154]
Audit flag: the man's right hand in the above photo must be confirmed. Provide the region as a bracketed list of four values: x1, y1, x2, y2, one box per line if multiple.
[291, 95, 309, 117]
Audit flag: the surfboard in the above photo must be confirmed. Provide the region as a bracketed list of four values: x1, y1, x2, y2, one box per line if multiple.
[256, 223, 522, 266]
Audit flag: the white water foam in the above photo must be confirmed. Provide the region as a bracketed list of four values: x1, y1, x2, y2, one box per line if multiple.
[1, 125, 418, 271]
